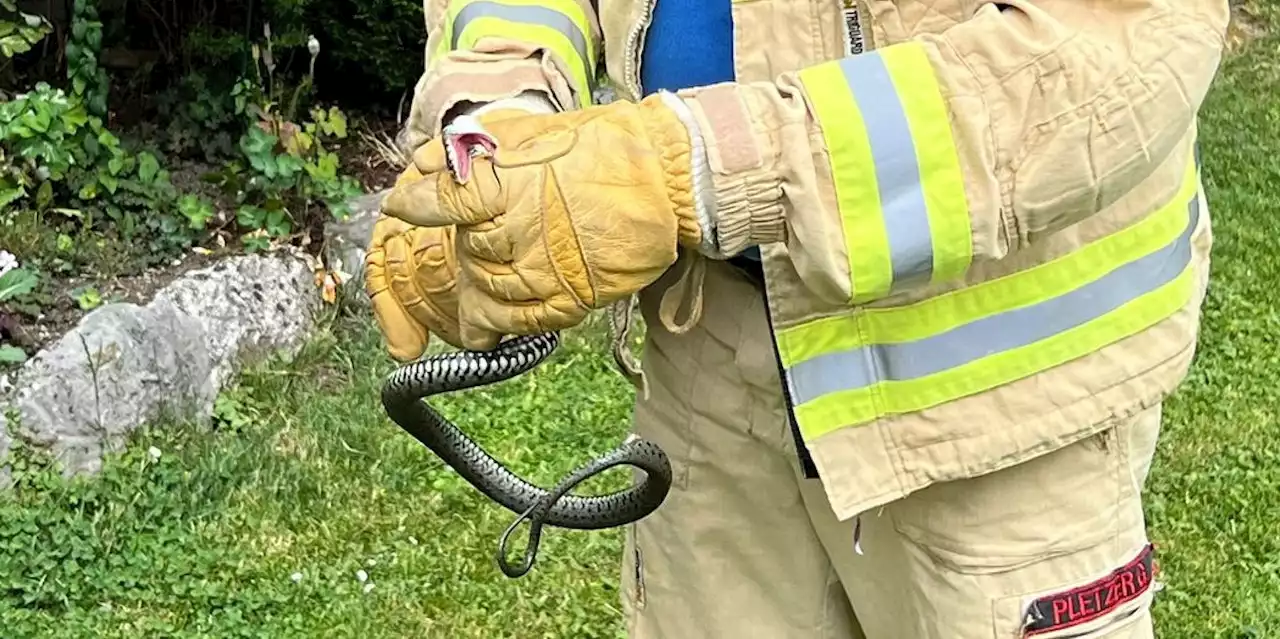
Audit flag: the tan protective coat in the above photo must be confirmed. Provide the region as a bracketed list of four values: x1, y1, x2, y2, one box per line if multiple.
[403, 0, 1228, 520]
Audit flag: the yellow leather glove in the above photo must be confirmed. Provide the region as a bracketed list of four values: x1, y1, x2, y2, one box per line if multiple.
[365, 214, 464, 362]
[364, 108, 540, 361]
[381, 93, 704, 351]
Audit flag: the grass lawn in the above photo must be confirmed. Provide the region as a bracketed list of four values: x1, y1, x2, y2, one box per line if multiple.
[2, 16, 1279, 639]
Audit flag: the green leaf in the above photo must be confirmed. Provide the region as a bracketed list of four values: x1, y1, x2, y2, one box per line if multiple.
[178, 194, 214, 230]
[35, 180, 52, 209]
[265, 209, 292, 237]
[0, 34, 33, 57]
[0, 268, 39, 301]
[275, 153, 303, 179]
[62, 104, 89, 129]
[327, 107, 347, 138]
[137, 152, 159, 182]
[0, 179, 25, 209]
[97, 171, 118, 194]
[0, 345, 27, 364]
[237, 205, 265, 228]
[242, 235, 270, 252]
[72, 286, 102, 310]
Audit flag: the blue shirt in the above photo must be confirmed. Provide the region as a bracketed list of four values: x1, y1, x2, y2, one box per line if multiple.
[639, 0, 761, 261]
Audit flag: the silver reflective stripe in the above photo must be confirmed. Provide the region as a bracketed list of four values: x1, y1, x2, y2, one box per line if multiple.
[451, 1, 590, 67]
[838, 52, 933, 286]
[786, 195, 1200, 406]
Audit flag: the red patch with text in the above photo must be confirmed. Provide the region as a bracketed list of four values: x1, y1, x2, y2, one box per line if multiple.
[1022, 544, 1156, 636]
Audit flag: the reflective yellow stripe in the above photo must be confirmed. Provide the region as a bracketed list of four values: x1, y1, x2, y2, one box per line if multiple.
[797, 41, 972, 303]
[434, 0, 595, 108]
[881, 44, 972, 284]
[794, 267, 1197, 436]
[777, 156, 1200, 368]
[797, 62, 891, 302]
[780, 152, 1202, 440]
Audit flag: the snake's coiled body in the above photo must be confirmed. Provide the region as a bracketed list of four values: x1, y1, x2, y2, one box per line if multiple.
[381, 332, 673, 577]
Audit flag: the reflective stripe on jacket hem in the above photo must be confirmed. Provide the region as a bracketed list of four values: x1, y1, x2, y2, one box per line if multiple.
[776, 151, 1203, 441]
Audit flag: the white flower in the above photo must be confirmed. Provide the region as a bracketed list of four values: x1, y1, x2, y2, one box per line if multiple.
[307, 35, 321, 57]
[291, 572, 303, 583]
[355, 569, 368, 583]
[147, 446, 162, 461]
[362, 583, 375, 594]
[0, 251, 17, 277]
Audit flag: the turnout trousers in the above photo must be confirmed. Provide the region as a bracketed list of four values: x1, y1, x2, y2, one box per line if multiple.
[619, 258, 1163, 639]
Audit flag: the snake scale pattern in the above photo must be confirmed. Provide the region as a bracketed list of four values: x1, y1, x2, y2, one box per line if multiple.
[381, 332, 673, 578]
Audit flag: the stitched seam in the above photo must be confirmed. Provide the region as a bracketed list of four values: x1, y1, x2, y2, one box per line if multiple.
[541, 164, 596, 311]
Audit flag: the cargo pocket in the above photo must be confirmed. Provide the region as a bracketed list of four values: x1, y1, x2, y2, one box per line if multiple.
[889, 427, 1129, 575]
[991, 543, 1157, 639]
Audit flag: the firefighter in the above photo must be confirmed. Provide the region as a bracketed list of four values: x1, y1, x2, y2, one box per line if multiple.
[365, 0, 1229, 635]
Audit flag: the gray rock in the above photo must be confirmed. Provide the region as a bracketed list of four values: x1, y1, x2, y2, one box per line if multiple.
[0, 253, 319, 476]
[326, 189, 387, 307]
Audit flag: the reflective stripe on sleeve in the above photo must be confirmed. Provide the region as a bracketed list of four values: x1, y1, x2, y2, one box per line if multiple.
[435, 0, 595, 107]
[797, 41, 973, 303]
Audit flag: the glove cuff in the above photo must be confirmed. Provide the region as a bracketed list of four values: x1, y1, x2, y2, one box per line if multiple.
[655, 91, 727, 259]
[638, 93, 704, 251]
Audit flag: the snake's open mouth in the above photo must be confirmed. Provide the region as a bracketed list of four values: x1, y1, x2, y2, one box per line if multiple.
[442, 115, 498, 184]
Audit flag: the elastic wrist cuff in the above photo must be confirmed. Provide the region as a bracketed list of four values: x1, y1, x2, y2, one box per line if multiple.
[712, 169, 786, 257]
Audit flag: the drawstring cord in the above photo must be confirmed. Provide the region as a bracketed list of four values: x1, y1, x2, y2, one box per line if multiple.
[607, 252, 710, 397]
[658, 253, 708, 334]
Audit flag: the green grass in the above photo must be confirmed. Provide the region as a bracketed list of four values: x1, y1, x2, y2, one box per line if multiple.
[0, 315, 637, 638]
[2, 21, 1279, 639]
[1140, 20, 1280, 637]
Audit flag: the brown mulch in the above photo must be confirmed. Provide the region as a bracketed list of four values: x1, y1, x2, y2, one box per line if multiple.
[339, 114, 406, 193]
[2, 250, 222, 358]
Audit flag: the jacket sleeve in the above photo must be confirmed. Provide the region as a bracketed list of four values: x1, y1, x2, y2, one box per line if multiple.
[674, 0, 1229, 305]
[399, 0, 601, 152]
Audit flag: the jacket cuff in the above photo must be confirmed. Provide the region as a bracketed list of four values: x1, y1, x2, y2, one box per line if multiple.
[400, 56, 572, 153]
[679, 85, 787, 258]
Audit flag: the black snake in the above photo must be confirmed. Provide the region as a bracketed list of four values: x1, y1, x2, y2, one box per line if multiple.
[381, 332, 673, 578]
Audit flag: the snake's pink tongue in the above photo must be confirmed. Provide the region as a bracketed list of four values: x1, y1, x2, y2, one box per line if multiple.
[446, 131, 498, 183]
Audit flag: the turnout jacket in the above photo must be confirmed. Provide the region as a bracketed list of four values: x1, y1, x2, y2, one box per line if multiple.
[401, 0, 1230, 521]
